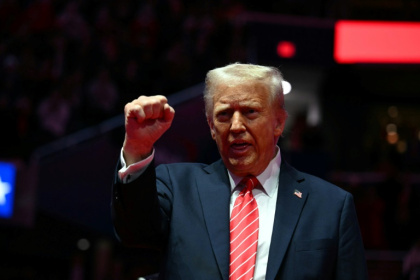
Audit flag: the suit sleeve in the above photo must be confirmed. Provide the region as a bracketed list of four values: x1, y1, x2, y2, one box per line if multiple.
[335, 193, 368, 279]
[111, 159, 167, 249]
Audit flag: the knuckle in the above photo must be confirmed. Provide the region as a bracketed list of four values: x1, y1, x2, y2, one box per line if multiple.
[124, 103, 134, 114]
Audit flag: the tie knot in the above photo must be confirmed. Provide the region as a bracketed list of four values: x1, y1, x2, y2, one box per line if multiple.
[239, 175, 260, 194]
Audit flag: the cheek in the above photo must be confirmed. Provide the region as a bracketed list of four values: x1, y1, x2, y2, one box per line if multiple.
[213, 130, 230, 149]
[209, 120, 219, 140]
[253, 125, 276, 146]
[213, 123, 228, 136]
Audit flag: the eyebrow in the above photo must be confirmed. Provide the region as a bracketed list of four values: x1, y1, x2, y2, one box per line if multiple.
[214, 104, 231, 113]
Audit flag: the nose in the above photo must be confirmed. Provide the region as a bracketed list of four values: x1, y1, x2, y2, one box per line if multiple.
[230, 112, 246, 133]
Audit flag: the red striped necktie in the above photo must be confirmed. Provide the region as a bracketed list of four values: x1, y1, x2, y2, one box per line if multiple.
[229, 175, 260, 280]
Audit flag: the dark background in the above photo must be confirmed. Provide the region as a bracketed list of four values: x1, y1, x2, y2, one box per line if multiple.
[1, 0, 420, 279]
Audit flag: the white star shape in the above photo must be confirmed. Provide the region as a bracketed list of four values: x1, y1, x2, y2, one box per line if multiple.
[0, 176, 11, 205]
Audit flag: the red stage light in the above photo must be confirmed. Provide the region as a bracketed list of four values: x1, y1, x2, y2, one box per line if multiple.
[334, 20, 420, 63]
[277, 41, 296, 58]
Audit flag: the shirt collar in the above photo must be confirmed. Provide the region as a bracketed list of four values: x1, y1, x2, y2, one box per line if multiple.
[228, 146, 281, 198]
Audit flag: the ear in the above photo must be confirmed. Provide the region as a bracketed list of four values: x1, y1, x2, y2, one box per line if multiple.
[207, 116, 216, 140]
[274, 109, 287, 137]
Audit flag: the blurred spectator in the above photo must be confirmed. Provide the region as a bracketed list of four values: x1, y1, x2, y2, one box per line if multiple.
[355, 185, 387, 249]
[0, 0, 250, 157]
[85, 69, 119, 123]
[0, 1, 419, 279]
[51, 34, 66, 79]
[376, 162, 408, 249]
[56, 1, 90, 45]
[130, 3, 159, 51]
[1, 54, 22, 99]
[0, 0, 22, 36]
[37, 88, 71, 140]
[403, 239, 420, 280]
[20, 0, 55, 34]
[119, 56, 155, 102]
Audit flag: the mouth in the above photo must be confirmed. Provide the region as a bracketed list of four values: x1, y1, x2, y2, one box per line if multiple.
[230, 140, 251, 152]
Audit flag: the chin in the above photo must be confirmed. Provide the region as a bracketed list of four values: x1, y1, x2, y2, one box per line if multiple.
[227, 162, 254, 176]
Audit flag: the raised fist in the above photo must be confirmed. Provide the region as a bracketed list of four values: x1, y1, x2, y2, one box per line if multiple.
[123, 95, 175, 165]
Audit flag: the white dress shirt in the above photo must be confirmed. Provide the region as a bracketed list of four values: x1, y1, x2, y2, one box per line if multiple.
[118, 147, 281, 279]
[227, 148, 280, 280]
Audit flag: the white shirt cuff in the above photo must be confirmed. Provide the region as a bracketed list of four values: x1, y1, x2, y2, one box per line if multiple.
[118, 148, 154, 184]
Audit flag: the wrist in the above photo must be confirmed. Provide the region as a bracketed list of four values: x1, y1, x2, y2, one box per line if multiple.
[123, 139, 153, 165]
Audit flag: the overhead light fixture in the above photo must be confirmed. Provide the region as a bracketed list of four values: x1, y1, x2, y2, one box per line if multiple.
[282, 81, 292, 95]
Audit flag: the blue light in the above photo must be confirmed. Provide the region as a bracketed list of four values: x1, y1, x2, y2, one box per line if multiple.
[0, 162, 16, 218]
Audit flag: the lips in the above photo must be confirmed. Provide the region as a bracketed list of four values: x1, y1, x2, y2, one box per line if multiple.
[230, 140, 251, 151]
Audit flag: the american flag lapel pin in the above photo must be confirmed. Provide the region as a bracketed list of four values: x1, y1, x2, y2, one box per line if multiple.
[294, 189, 302, 199]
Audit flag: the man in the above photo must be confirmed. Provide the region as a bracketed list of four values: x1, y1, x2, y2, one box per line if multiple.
[112, 63, 368, 279]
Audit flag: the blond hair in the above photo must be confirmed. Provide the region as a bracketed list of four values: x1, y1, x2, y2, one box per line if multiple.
[204, 63, 285, 117]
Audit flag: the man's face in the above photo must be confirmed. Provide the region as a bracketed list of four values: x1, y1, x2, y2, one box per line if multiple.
[208, 82, 286, 177]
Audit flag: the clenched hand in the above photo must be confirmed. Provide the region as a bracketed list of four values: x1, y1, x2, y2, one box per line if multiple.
[122, 95, 175, 165]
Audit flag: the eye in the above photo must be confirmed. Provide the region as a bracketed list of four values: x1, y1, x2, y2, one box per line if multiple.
[245, 108, 259, 118]
[216, 110, 231, 122]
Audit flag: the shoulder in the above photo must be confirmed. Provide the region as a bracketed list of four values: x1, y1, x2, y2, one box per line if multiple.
[283, 161, 350, 199]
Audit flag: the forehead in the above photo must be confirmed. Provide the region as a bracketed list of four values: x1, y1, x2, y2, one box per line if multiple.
[213, 82, 270, 106]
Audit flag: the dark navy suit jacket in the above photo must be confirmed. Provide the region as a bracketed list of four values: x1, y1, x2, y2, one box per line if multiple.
[112, 159, 368, 279]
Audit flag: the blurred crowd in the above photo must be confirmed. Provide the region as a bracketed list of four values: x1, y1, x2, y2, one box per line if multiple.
[1, 1, 420, 279]
[0, 0, 249, 159]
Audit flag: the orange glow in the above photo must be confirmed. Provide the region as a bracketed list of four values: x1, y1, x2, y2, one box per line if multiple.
[387, 132, 399, 144]
[334, 20, 420, 63]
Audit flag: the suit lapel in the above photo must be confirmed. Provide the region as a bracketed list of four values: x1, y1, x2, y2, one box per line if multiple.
[197, 160, 231, 280]
[265, 162, 309, 280]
